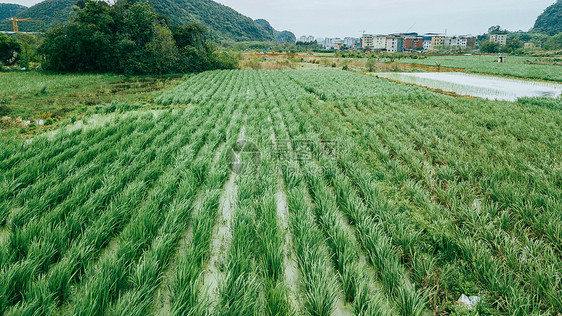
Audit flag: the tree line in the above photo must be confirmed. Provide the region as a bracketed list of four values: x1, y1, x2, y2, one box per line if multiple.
[1, 0, 238, 75]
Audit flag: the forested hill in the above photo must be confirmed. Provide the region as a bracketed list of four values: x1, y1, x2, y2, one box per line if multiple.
[0, 3, 27, 20]
[0, 0, 76, 32]
[0, 0, 286, 42]
[255, 19, 296, 43]
[148, 0, 272, 41]
[533, 0, 562, 35]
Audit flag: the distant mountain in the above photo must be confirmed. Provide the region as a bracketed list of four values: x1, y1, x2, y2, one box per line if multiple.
[3, 0, 75, 31]
[533, 0, 562, 35]
[0, 0, 281, 42]
[0, 3, 27, 20]
[255, 19, 296, 43]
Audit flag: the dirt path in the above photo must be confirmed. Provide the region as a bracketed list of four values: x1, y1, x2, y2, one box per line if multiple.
[202, 126, 245, 311]
[276, 176, 300, 312]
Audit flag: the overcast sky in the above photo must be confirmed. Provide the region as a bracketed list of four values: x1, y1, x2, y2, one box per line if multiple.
[3, 0, 555, 37]
[217, 0, 555, 37]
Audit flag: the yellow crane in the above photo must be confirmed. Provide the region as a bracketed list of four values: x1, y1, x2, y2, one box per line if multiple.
[6, 18, 41, 33]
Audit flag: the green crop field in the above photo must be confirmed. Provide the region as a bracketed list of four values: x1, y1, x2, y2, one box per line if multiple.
[0, 69, 561, 315]
[399, 55, 562, 82]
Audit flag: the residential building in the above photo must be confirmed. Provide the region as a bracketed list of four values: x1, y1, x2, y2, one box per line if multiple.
[524, 42, 536, 50]
[460, 36, 476, 49]
[298, 35, 315, 43]
[372, 36, 386, 50]
[489, 34, 507, 46]
[386, 37, 404, 53]
[422, 37, 432, 50]
[323, 38, 334, 49]
[430, 35, 445, 49]
[334, 42, 344, 50]
[444, 36, 459, 47]
[403, 36, 424, 50]
[343, 37, 359, 48]
[361, 34, 374, 49]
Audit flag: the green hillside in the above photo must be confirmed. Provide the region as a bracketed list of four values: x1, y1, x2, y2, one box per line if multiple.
[0, 0, 75, 32]
[0, 3, 27, 20]
[255, 19, 296, 43]
[0, 0, 279, 42]
[533, 0, 562, 35]
[147, 0, 272, 41]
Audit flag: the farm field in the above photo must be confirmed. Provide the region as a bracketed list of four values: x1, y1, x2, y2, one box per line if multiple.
[0, 69, 561, 315]
[398, 55, 562, 82]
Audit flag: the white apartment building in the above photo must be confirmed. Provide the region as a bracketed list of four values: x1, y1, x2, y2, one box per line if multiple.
[344, 37, 359, 48]
[361, 34, 386, 50]
[298, 35, 315, 43]
[385, 37, 403, 53]
[373, 36, 386, 49]
[444, 37, 459, 47]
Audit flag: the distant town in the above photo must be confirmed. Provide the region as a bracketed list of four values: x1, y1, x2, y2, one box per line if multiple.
[297, 32, 505, 52]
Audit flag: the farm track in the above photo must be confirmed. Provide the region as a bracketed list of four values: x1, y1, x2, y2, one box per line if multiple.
[1, 69, 561, 315]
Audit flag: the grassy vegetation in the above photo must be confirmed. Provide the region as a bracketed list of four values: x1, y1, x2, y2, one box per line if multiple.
[0, 71, 184, 137]
[398, 55, 562, 81]
[0, 69, 560, 315]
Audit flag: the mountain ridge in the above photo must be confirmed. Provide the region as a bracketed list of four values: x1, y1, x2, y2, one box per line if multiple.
[532, 0, 562, 35]
[254, 19, 296, 43]
[0, 0, 292, 42]
[0, 3, 28, 20]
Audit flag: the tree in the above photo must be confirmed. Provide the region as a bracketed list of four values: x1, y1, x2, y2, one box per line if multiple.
[544, 33, 562, 50]
[366, 58, 376, 72]
[480, 41, 500, 53]
[0, 33, 21, 65]
[501, 39, 523, 53]
[14, 33, 43, 69]
[488, 25, 508, 35]
[145, 22, 178, 75]
[40, 1, 115, 72]
[39, 0, 238, 74]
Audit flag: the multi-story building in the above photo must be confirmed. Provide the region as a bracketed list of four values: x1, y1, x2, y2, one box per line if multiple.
[373, 36, 386, 50]
[343, 37, 359, 48]
[442, 35, 477, 49]
[458, 36, 476, 49]
[298, 35, 315, 43]
[385, 37, 404, 53]
[430, 35, 445, 49]
[422, 37, 432, 50]
[461, 36, 476, 48]
[444, 36, 459, 47]
[361, 34, 386, 50]
[524, 42, 535, 49]
[403, 36, 424, 50]
[489, 34, 507, 46]
[361, 34, 374, 49]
